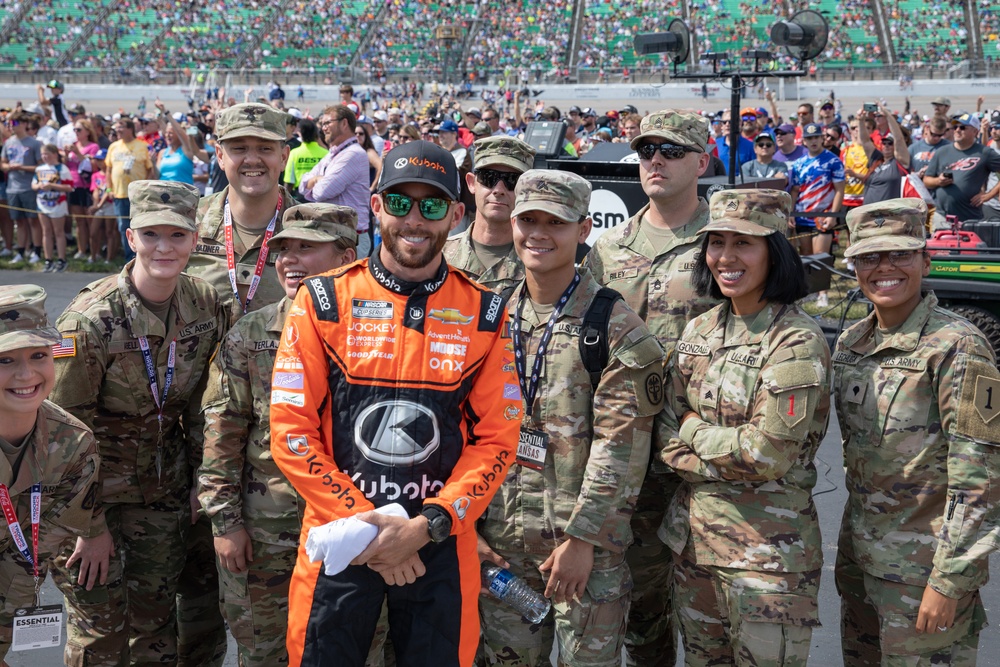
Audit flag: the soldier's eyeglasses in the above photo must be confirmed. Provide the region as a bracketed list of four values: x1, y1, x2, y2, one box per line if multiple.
[854, 250, 919, 270]
[636, 143, 696, 160]
[475, 168, 519, 190]
[381, 193, 452, 221]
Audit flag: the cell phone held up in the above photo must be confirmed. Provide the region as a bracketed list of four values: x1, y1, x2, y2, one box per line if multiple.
[863, 103, 878, 113]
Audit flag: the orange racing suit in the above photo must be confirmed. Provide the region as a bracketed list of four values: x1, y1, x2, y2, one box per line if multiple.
[270, 251, 519, 667]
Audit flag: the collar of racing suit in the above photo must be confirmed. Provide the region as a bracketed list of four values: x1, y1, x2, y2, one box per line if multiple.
[368, 247, 449, 296]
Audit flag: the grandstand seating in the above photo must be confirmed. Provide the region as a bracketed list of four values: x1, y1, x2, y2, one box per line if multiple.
[468, 0, 573, 76]
[887, 0, 969, 64]
[0, 0, 993, 75]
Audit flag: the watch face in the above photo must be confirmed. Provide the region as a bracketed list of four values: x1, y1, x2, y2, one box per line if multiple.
[430, 516, 447, 542]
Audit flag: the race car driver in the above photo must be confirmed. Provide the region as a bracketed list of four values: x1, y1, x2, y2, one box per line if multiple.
[270, 139, 520, 667]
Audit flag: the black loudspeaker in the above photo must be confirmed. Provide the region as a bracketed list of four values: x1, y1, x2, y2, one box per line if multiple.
[524, 121, 567, 158]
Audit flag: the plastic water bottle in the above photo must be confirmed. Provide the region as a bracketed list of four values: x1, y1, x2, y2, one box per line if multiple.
[482, 565, 551, 623]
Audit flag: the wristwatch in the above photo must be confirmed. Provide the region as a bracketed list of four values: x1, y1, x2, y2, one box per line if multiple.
[420, 506, 452, 544]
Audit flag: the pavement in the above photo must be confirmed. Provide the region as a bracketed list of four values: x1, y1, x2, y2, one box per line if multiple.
[4, 267, 998, 666]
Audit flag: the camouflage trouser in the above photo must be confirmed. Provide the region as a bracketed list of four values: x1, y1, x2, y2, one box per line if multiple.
[52, 502, 190, 667]
[365, 600, 396, 667]
[177, 515, 227, 667]
[480, 550, 631, 667]
[673, 551, 820, 667]
[217, 538, 296, 666]
[623, 472, 677, 667]
[835, 557, 986, 667]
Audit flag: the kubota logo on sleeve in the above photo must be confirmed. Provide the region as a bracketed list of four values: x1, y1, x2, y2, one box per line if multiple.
[287, 434, 310, 456]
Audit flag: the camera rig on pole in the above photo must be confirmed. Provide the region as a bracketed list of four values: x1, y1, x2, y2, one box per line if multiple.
[634, 11, 830, 187]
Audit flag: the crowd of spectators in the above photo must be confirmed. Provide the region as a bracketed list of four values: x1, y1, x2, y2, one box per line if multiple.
[356, 0, 479, 81]
[249, 1, 371, 71]
[886, 0, 970, 64]
[574, 0, 677, 72]
[467, 0, 572, 81]
[3, 77, 1000, 323]
[2, 0, 999, 79]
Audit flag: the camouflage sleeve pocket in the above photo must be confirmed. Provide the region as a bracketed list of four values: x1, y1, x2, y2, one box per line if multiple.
[762, 361, 820, 441]
[955, 358, 1000, 444]
[615, 333, 666, 417]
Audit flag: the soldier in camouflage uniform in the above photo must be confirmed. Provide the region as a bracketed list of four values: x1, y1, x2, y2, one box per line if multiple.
[658, 189, 830, 666]
[185, 102, 296, 324]
[0, 286, 105, 661]
[582, 109, 719, 666]
[834, 198, 1000, 666]
[478, 170, 665, 666]
[181, 102, 296, 667]
[198, 203, 358, 666]
[443, 136, 535, 294]
[49, 181, 227, 667]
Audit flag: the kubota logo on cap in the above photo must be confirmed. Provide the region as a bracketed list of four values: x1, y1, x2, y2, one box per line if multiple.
[407, 156, 447, 174]
[394, 158, 409, 169]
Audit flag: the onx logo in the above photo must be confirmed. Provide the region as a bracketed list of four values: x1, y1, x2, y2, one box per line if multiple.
[355, 401, 440, 465]
[588, 189, 630, 246]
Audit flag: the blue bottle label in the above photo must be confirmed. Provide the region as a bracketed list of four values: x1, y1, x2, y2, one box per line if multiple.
[489, 569, 513, 598]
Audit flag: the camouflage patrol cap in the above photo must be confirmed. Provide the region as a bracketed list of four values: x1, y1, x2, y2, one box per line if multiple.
[128, 180, 200, 232]
[511, 169, 592, 222]
[629, 109, 708, 152]
[471, 121, 492, 137]
[703, 189, 791, 237]
[215, 103, 288, 142]
[268, 203, 359, 248]
[844, 198, 928, 258]
[473, 136, 535, 173]
[0, 285, 61, 353]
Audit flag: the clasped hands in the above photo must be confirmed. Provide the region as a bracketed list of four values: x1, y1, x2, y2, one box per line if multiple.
[350, 512, 431, 586]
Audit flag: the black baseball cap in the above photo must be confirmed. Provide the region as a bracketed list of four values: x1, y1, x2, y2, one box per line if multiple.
[376, 140, 461, 201]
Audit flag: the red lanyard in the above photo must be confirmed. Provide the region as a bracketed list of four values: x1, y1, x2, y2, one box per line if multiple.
[222, 193, 282, 314]
[0, 483, 41, 581]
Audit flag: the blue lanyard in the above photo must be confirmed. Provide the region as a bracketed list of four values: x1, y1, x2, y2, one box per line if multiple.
[137, 336, 175, 480]
[512, 272, 580, 419]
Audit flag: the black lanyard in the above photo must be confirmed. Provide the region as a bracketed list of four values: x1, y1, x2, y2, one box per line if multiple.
[512, 272, 580, 419]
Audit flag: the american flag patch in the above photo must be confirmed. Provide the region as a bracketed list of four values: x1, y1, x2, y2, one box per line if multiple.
[52, 335, 76, 358]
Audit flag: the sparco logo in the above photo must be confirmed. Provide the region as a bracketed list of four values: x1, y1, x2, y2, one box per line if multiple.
[308, 278, 332, 311]
[485, 295, 502, 325]
[355, 401, 440, 465]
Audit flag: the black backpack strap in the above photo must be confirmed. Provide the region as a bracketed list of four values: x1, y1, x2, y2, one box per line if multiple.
[499, 284, 517, 304]
[579, 287, 622, 390]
